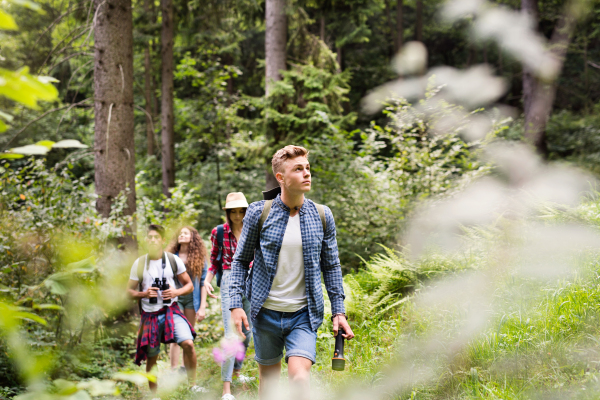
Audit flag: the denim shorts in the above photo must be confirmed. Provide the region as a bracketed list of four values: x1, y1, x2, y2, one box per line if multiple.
[178, 293, 194, 310]
[252, 307, 317, 365]
[147, 313, 194, 358]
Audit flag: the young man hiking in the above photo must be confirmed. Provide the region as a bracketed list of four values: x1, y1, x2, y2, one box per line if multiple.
[229, 145, 355, 399]
[127, 224, 204, 394]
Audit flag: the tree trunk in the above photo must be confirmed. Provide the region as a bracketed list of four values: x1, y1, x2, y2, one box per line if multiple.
[415, 0, 423, 42]
[144, 47, 155, 156]
[336, 46, 342, 72]
[395, 0, 403, 52]
[320, 15, 325, 42]
[265, 0, 286, 96]
[521, 0, 544, 154]
[93, 0, 136, 248]
[161, 0, 175, 197]
[144, 0, 155, 156]
[522, 0, 577, 157]
[385, 0, 393, 55]
[265, 0, 287, 190]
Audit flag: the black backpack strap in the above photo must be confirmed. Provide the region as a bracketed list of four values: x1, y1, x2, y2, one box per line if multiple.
[137, 255, 148, 292]
[136, 254, 148, 314]
[215, 225, 224, 287]
[165, 252, 181, 288]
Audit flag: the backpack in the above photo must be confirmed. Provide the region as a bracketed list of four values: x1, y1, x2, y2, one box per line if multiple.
[258, 200, 327, 233]
[214, 224, 224, 287]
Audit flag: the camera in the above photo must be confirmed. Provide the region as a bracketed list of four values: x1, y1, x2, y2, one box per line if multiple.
[149, 278, 160, 304]
[161, 277, 171, 304]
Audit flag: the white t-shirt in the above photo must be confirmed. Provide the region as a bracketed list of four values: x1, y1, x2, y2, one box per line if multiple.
[129, 253, 187, 312]
[263, 214, 308, 312]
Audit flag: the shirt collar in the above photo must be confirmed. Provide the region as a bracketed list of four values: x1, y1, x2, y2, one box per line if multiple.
[274, 194, 307, 215]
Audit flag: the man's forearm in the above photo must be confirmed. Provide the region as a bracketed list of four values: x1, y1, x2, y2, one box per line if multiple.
[127, 288, 145, 300]
[228, 261, 248, 309]
[177, 282, 194, 296]
[323, 266, 346, 315]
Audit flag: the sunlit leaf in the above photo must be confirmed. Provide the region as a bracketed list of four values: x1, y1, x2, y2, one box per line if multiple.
[10, 144, 49, 155]
[53, 139, 88, 149]
[0, 9, 18, 30]
[7, 0, 44, 13]
[54, 379, 78, 396]
[0, 67, 58, 109]
[77, 379, 119, 396]
[0, 110, 14, 122]
[0, 153, 25, 159]
[35, 140, 55, 149]
[15, 311, 47, 326]
[112, 371, 157, 385]
[66, 257, 95, 273]
[0, 119, 7, 133]
[33, 303, 64, 311]
[43, 272, 72, 295]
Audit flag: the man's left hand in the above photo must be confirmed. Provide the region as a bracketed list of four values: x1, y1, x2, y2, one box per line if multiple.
[162, 284, 177, 300]
[332, 314, 355, 340]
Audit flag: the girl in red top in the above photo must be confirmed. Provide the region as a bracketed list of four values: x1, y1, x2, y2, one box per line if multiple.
[204, 192, 253, 400]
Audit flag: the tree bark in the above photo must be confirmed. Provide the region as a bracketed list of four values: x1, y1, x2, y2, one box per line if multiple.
[522, 0, 577, 157]
[385, 0, 393, 55]
[265, 0, 286, 96]
[415, 0, 423, 42]
[93, 0, 136, 247]
[336, 46, 342, 72]
[161, 0, 175, 197]
[521, 0, 544, 154]
[265, 0, 287, 190]
[143, 0, 155, 156]
[320, 15, 325, 42]
[395, 0, 403, 52]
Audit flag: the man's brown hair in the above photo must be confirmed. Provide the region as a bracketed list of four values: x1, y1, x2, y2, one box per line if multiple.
[271, 145, 309, 176]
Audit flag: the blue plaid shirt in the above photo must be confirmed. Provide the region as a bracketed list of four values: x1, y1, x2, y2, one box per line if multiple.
[229, 194, 345, 332]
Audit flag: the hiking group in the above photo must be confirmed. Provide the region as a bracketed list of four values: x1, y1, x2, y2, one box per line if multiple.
[126, 145, 355, 400]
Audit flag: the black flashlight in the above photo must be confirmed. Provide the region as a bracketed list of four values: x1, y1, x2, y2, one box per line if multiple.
[332, 328, 345, 371]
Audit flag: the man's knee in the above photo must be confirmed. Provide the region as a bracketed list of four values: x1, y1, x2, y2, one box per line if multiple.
[287, 357, 311, 382]
[179, 339, 195, 354]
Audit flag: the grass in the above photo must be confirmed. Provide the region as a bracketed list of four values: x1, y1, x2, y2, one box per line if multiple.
[114, 231, 600, 400]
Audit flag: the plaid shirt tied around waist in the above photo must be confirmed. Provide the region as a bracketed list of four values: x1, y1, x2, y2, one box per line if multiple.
[134, 302, 196, 365]
[229, 194, 345, 332]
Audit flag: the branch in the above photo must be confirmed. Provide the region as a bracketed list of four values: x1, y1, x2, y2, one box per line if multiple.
[55, 98, 94, 136]
[587, 60, 600, 69]
[134, 104, 155, 134]
[2, 99, 93, 152]
[35, 4, 86, 47]
[47, 52, 95, 74]
[40, 24, 91, 73]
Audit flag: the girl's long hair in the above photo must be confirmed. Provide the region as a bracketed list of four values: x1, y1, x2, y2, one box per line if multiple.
[167, 226, 207, 279]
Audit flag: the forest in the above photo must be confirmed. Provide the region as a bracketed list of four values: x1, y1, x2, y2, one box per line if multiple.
[3, 0, 600, 398]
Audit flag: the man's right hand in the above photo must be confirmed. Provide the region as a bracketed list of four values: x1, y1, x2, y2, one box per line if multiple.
[231, 308, 250, 339]
[145, 286, 159, 299]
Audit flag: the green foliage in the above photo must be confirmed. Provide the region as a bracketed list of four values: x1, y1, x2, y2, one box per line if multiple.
[310, 89, 497, 269]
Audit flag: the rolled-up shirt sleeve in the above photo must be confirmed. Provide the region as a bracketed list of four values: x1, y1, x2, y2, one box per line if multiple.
[320, 206, 345, 315]
[229, 201, 262, 310]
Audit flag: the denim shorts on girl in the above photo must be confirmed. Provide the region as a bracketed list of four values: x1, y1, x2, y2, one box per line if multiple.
[252, 306, 317, 365]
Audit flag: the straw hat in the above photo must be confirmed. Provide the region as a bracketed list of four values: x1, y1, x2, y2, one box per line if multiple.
[223, 192, 249, 210]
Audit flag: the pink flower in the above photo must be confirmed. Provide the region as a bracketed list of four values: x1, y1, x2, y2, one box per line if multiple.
[212, 337, 246, 364]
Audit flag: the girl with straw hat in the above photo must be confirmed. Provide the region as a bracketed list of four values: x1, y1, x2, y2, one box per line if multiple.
[204, 192, 253, 400]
